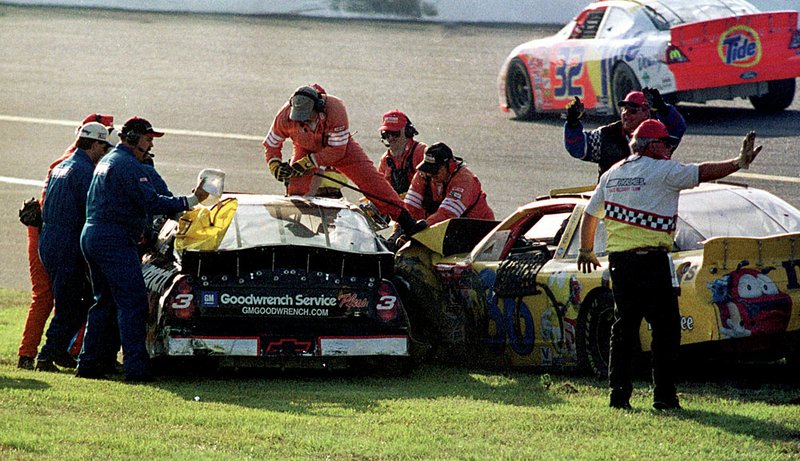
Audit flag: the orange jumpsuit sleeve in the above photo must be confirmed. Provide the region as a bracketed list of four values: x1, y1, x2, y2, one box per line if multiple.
[262, 103, 293, 164]
[403, 172, 428, 221]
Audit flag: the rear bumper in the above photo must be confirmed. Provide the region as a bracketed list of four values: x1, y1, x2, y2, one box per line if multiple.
[163, 334, 409, 358]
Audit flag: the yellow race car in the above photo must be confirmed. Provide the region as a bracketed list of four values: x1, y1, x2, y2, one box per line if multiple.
[395, 182, 800, 375]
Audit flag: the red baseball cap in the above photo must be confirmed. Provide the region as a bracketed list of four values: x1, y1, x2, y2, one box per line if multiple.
[632, 119, 679, 145]
[379, 110, 408, 132]
[617, 91, 648, 108]
[81, 113, 114, 127]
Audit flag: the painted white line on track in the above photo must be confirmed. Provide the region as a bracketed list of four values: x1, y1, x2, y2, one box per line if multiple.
[731, 171, 800, 184]
[0, 114, 263, 141]
[0, 176, 45, 187]
[2, 114, 799, 186]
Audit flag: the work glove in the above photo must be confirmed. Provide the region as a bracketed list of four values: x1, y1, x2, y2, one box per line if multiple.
[734, 131, 762, 170]
[396, 209, 428, 237]
[565, 96, 584, 127]
[642, 87, 667, 114]
[19, 197, 42, 228]
[577, 248, 600, 274]
[269, 160, 296, 182]
[290, 154, 317, 177]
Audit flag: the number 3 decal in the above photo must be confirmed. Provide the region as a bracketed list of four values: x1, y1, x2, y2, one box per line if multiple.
[377, 295, 397, 310]
[171, 293, 193, 309]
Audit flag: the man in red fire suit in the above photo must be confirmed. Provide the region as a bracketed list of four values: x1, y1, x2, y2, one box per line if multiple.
[377, 109, 426, 195]
[262, 84, 424, 236]
[404, 142, 494, 226]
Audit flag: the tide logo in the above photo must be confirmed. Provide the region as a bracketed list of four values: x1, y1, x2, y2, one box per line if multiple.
[718, 25, 761, 67]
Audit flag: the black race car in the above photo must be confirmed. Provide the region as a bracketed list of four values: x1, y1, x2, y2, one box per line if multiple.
[142, 194, 414, 371]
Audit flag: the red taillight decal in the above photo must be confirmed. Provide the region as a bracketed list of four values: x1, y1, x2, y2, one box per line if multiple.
[167, 277, 195, 320]
[376, 283, 399, 321]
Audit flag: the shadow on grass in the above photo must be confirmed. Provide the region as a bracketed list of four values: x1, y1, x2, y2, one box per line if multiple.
[665, 409, 800, 445]
[149, 363, 565, 413]
[0, 375, 50, 391]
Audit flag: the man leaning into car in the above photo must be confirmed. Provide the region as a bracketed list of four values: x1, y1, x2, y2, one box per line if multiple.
[577, 119, 762, 411]
[564, 88, 687, 180]
[262, 84, 425, 237]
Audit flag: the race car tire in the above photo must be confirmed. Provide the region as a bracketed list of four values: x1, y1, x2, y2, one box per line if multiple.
[749, 78, 796, 113]
[506, 58, 536, 119]
[610, 63, 641, 117]
[576, 291, 614, 377]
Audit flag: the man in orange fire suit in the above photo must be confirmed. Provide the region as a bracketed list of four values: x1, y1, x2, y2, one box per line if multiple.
[376, 109, 426, 195]
[17, 113, 115, 370]
[262, 84, 424, 235]
[404, 142, 494, 226]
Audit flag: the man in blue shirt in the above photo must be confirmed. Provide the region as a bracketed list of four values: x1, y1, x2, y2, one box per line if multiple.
[35, 122, 115, 372]
[564, 88, 687, 180]
[76, 117, 209, 382]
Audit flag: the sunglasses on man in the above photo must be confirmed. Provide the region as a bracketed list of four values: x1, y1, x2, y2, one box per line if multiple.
[381, 130, 401, 140]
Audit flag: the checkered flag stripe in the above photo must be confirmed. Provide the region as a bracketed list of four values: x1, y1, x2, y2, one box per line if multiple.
[587, 131, 602, 163]
[604, 202, 676, 232]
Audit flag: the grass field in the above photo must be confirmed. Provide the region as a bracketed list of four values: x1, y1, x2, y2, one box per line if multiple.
[0, 288, 798, 460]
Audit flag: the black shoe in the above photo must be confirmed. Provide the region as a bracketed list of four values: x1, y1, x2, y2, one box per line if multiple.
[125, 374, 155, 383]
[609, 388, 632, 409]
[609, 399, 632, 409]
[102, 361, 124, 376]
[35, 360, 59, 372]
[653, 399, 682, 411]
[53, 352, 77, 369]
[17, 356, 35, 370]
[75, 367, 108, 380]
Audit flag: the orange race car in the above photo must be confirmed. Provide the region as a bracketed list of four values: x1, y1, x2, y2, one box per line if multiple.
[499, 0, 800, 118]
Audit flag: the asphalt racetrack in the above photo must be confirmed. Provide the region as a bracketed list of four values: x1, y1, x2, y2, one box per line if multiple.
[1, 5, 799, 291]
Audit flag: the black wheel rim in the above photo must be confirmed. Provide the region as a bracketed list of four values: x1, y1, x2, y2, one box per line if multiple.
[507, 61, 532, 115]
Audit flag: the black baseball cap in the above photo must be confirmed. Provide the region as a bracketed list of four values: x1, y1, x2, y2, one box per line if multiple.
[121, 117, 164, 138]
[417, 142, 454, 174]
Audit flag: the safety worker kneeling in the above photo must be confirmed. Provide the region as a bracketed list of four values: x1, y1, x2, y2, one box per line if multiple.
[404, 142, 494, 226]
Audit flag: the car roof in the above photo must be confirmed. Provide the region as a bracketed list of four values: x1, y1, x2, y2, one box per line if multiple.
[532, 181, 750, 205]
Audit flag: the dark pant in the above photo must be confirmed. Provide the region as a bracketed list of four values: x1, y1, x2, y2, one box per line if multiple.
[79, 224, 150, 378]
[37, 226, 91, 362]
[608, 250, 680, 403]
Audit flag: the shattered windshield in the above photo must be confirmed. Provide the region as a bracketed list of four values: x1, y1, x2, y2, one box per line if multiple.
[217, 200, 384, 253]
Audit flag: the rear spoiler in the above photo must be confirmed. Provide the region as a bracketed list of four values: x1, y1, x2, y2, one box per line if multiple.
[701, 233, 800, 277]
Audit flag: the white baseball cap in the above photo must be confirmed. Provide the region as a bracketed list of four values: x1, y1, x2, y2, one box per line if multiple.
[106, 128, 120, 147]
[79, 122, 114, 146]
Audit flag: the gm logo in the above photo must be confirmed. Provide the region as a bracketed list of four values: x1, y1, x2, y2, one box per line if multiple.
[718, 25, 761, 67]
[199, 291, 219, 308]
